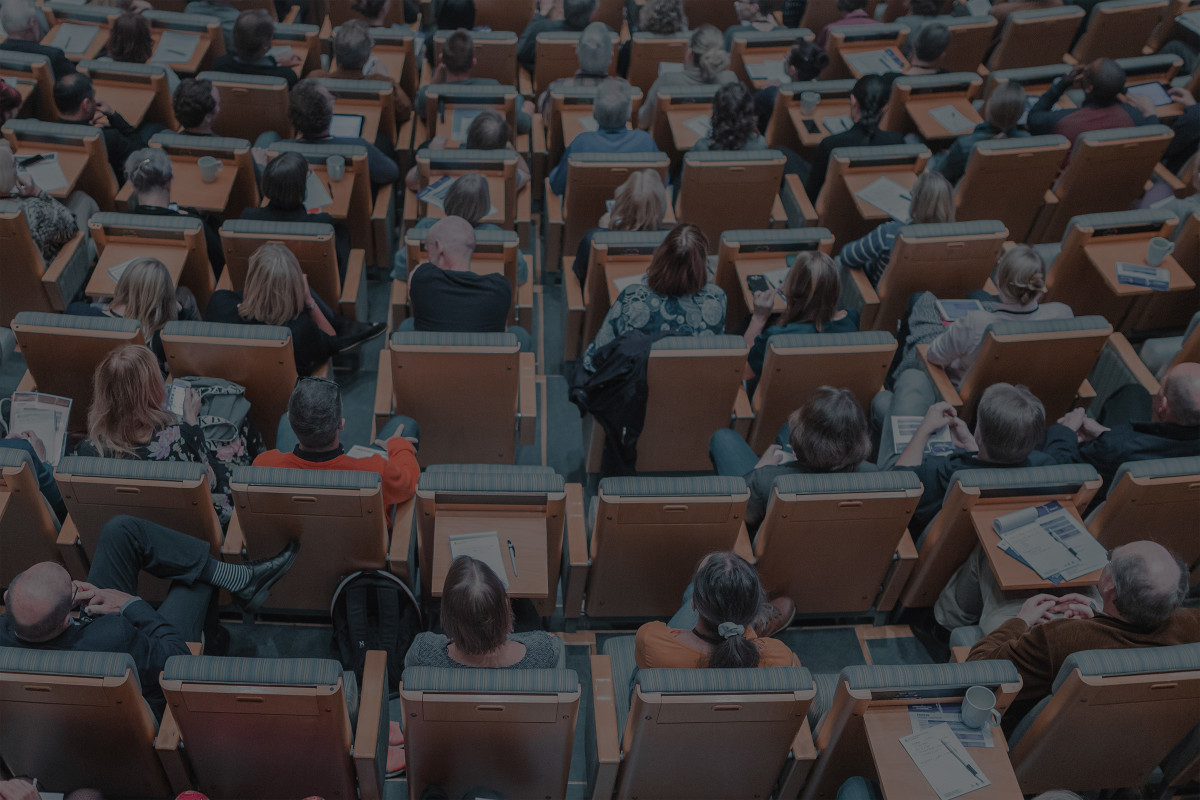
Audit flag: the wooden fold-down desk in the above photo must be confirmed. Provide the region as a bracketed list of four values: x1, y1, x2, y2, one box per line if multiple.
[431, 512, 550, 599]
[86, 242, 188, 299]
[970, 503, 1102, 592]
[116, 156, 239, 216]
[1083, 238, 1194, 328]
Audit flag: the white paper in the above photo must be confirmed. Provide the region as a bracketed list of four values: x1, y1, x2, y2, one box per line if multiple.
[966, 0, 991, 14]
[998, 501, 1108, 582]
[900, 723, 991, 800]
[418, 175, 498, 217]
[823, 114, 853, 134]
[1018, 94, 1038, 126]
[450, 108, 484, 141]
[578, 115, 599, 132]
[891, 415, 954, 456]
[1000, 520, 1080, 579]
[329, 113, 364, 138]
[447, 531, 509, 588]
[683, 114, 712, 139]
[346, 444, 387, 459]
[50, 23, 99, 55]
[267, 44, 294, 61]
[304, 170, 333, 210]
[746, 60, 787, 81]
[929, 104, 976, 134]
[22, 152, 68, 192]
[761, 265, 791, 290]
[658, 61, 685, 76]
[844, 48, 906, 76]
[149, 30, 199, 63]
[855, 176, 912, 223]
[612, 272, 645, 293]
[9, 392, 72, 466]
[106, 257, 138, 284]
[909, 703, 995, 749]
[936, 298, 984, 321]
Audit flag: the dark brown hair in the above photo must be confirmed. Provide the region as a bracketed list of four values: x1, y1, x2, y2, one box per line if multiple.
[440, 556, 513, 655]
[646, 223, 708, 297]
[106, 11, 153, 63]
[787, 387, 871, 471]
[261, 151, 309, 210]
[780, 251, 839, 329]
[441, 28, 474, 74]
[232, 9, 275, 60]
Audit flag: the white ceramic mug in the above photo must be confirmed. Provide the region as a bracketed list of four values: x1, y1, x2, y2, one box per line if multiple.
[800, 91, 820, 115]
[960, 685, 1002, 729]
[197, 156, 222, 183]
[1146, 236, 1175, 267]
[326, 154, 346, 182]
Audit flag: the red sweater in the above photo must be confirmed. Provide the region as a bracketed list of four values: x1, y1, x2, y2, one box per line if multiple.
[252, 438, 420, 507]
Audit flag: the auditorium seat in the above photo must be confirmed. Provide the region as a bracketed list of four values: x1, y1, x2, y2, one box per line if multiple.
[144, 10, 226, 71]
[0, 51, 56, 122]
[763, 78, 856, 155]
[625, 33, 691, 96]
[1125, 210, 1200, 333]
[78, 59, 177, 130]
[713, 227, 835, 329]
[546, 84, 645, 173]
[814, 143, 930, 251]
[675, 150, 787, 248]
[729, 29, 815, 87]
[417, 82, 520, 148]
[89, 211, 215, 309]
[198, 72, 292, 141]
[897, 14, 995, 72]
[1068, 0, 1168, 63]
[881, 72, 983, 146]
[160, 651, 387, 799]
[593, 635, 817, 800]
[570, 228, 668, 359]
[821, 24, 908, 81]
[643, 84, 723, 167]
[985, 5, 1085, 71]
[683, 0, 742, 28]
[532, 30, 619, 95]
[408, 147, 525, 240]
[0, 201, 89, 328]
[42, 3, 119, 63]
[429, 29, 517, 87]
[362, 26, 419, 103]
[953, 135, 1071, 242]
[0, 447, 73, 590]
[316, 76, 399, 157]
[800, 0, 883, 39]
[3, 118, 120, 211]
[143, 132, 261, 221]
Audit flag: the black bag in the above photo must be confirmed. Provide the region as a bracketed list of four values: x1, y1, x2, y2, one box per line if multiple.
[330, 569, 422, 693]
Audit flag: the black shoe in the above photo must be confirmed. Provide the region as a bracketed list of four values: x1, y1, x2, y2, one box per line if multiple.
[231, 539, 300, 614]
[335, 319, 387, 352]
[910, 610, 952, 663]
[202, 623, 231, 656]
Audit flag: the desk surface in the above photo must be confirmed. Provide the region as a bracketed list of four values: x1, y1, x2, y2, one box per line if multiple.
[332, 98, 383, 146]
[559, 106, 596, 150]
[421, 173, 509, 225]
[1083, 239, 1193, 297]
[87, 241, 187, 298]
[666, 106, 711, 151]
[148, 30, 208, 75]
[788, 98, 855, 149]
[43, 22, 107, 62]
[971, 503, 1102, 592]
[91, 82, 155, 129]
[116, 156, 238, 215]
[843, 45, 909, 79]
[431, 513, 550, 598]
[906, 96, 984, 143]
[844, 171, 917, 222]
[12, 145, 88, 200]
[734, 255, 792, 315]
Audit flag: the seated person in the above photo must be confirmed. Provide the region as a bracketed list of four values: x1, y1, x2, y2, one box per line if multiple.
[211, 9, 302, 88]
[1161, 88, 1198, 174]
[74, 344, 258, 526]
[573, 167, 667, 286]
[692, 81, 767, 153]
[254, 376, 419, 508]
[1028, 59, 1157, 154]
[406, 555, 564, 669]
[123, 147, 225, 276]
[403, 216, 532, 350]
[311, 19, 414, 127]
[743, 252, 859, 396]
[934, 80, 1028, 184]
[0, 515, 298, 715]
[709, 386, 875, 532]
[67, 257, 200, 375]
[424, 0, 478, 68]
[173, 78, 221, 137]
[724, 0, 780, 49]
[517, 0, 598, 70]
[404, 109, 532, 193]
[816, 0, 876, 49]
[54, 73, 145, 183]
[240, 151, 351, 277]
[0, 432, 67, 520]
[392, 172, 529, 285]
[804, 74, 903, 201]
[205, 242, 383, 375]
[635, 551, 799, 668]
[0, 140, 80, 263]
[639, 26, 738, 129]
[549, 77, 659, 195]
[0, 81, 21, 126]
[885, 383, 1076, 532]
[415, 29, 533, 135]
[353, 0, 420, 27]
[902, 22, 949, 75]
[0, 0, 76, 80]
[538, 21, 626, 117]
[102, 11, 180, 92]
[754, 39, 828, 134]
[617, 0, 687, 77]
[895, 0, 942, 33]
[582, 222, 727, 372]
[839, 169, 955, 288]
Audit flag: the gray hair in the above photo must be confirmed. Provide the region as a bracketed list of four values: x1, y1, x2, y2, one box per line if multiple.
[592, 77, 631, 129]
[124, 147, 173, 194]
[1110, 552, 1188, 628]
[334, 19, 374, 71]
[288, 377, 342, 450]
[576, 22, 612, 74]
[0, 0, 39, 34]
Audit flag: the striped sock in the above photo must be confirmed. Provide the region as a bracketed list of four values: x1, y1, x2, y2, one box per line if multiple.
[202, 558, 251, 592]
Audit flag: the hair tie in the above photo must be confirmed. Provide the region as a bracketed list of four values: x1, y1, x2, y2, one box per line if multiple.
[717, 622, 745, 640]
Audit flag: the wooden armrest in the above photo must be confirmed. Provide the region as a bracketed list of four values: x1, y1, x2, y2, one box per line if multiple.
[372, 186, 395, 266]
[374, 347, 394, 420]
[1042, 187, 1059, 205]
[402, 187, 420, 224]
[783, 173, 818, 227]
[41, 232, 89, 309]
[564, 259, 584, 360]
[732, 386, 753, 437]
[353, 650, 388, 800]
[339, 248, 367, 320]
[387, 496, 415, 584]
[280, 5, 300, 22]
[777, 719, 819, 799]
[215, 269, 234, 293]
[589, 654, 622, 800]
[518, 351, 536, 445]
[915, 344, 963, 408]
[55, 517, 89, 579]
[733, 522, 756, 565]
[563, 483, 589, 619]
[154, 705, 191, 795]
[545, 179, 563, 271]
[389, 278, 408, 328]
[15, 370, 35, 393]
[1105, 332, 1160, 395]
[187, 641, 202, 655]
[951, 645, 972, 663]
[221, 514, 246, 559]
[876, 529, 918, 612]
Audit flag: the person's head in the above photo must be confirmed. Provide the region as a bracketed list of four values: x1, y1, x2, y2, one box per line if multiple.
[287, 376, 344, 450]
[734, 0, 774, 21]
[53, 73, 96, 120]
[260, 151, 310, 210]
[908, 0, 941, 16]
[563, 0, 598, 30]
[576, 21, 612, 75]
[1153, 362, 1200, 425]
[352, 0, 390, 22]
[333, 18, 375, 71]
[687, 25, 729, 83]
[0, 80, 22, 124]
[638, 0, 687, 34]
[609, 168, 666, 232]
[592, 76, 632, 129]
[4, 562, 73, 642]
[787, 386, 871, 471]
[992, 244, 1047, 306]
[0, 0, 43, 40]
[690, 552, 766, 668]
[87, 344, 174, 456]
[440, 555, 513, 655]
[239, 242, 308, 326]
[105, 11, 153, 63]
[232, 8, 275, 61]
[646, 222, 708, 296]
[1100, 541, 1187, 628]
[983, 80, 1026, 134]
[426, 215, 476, 270]
[440, 28, 475, 75]
[785, 38, 828, 82]
[0, 140, 17, 195]
[909, 21, 949, 64]
[111, 257, 177, 339]
[973, 382, 1046, 464]
[173, 77, 219, 132]
[908, 169, 955, 224]
[1081, 58, 1125, 105]
[837, 0, 868, 13]
[709, 81, 756, 151]
[849, 73, 892, 132]
[442, 172, 490, 226]
[124, 147, 173, 198]
[465, 108, 511, 149]
[779, 251, 840, 328]
[435, 0, 475, 30]
[288, 78, 334, 138]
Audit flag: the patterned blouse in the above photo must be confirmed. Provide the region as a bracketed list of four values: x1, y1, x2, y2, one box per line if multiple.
[583, 281, 728, 372]
[16, 191, 78, 264]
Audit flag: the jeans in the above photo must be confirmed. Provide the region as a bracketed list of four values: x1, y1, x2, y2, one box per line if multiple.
[708, 429, 759, 478]
[396, 317, 533, 352]
[873, 367, 938, 469]
[275, 414, 421, 452]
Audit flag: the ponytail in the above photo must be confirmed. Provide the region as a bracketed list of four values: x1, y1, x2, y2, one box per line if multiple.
[850, 73, 893, 136]
[691, 552, 766, 669]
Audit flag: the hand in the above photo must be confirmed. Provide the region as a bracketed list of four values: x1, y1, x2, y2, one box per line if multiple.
[946, 415, 975, 451]
[1076, 415, 1108, 443]
[1065, 65, 1084, 85]
[13, 171, 38, 198]
[432, 63, 448, 84]
[251, 146, 270, 168]
[597, 211, 612, 228]
[919, 401, 957, 435]
[71, 580, 99, 609]
[0, 778, 40, 800]
[521, 99, 536, 116]
[1126, 92, 1157, 117]
[1017, 593, 1063, 626]
[182, 387, 201, 425]
[751, 289, 776, 317]
[1169, 87, 1196, 108]
[81, 586, 134, 616]
[753, 443, 786, 469]
[89, 109, 110, 127]
[1051, 593, 1096, 620]
[9, 430, 46, 460]
[1057, 407, 1088, 432]
[429, 134, 449, 150]
[279, 54, 304, 68]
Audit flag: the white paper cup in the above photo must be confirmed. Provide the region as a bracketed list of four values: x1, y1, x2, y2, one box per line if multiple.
[800, 91, 820, 115]
[326, 154, 346, 182]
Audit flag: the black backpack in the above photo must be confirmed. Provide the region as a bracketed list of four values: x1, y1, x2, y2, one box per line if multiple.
[330, 569, 422, 693]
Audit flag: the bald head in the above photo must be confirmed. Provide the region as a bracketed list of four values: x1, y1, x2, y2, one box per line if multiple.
[1082, 58, 1125, 105]
[1104, 541, 1187, 628]
[1158, 362, 1200, 426]
[426, 215, 476, 271]
[6, 562, 73, 642]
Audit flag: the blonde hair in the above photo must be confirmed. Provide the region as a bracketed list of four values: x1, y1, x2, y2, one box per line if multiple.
[87, 344, 176, 457]
[909, 170, 955, 225]
[610, 169, 666, 232]
[688, 26, 729, 83]
[112, 258, 176, 340]
[993, 244, 1047, 306]
[984, 81, 1026, 134]
[238, 242, 307, 326]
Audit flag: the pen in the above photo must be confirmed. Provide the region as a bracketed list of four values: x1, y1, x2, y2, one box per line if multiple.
[1047, 527, 1080, 558]
[942, 740, 980, 779]
[18, 154, 45, 167]
[507, 539, 518, 576]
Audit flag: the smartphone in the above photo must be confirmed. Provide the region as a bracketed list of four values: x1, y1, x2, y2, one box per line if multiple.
[802, 119, 819, 134]
[747, 274, 770, 293]
[167, 379, 190, 417]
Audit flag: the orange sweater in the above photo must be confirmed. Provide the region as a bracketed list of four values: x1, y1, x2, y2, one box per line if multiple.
[252, 438, 419, 507]
[634, 622, 801, 669]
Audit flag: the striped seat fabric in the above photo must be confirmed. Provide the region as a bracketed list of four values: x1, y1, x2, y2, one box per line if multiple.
[402, 666, 579, 693]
